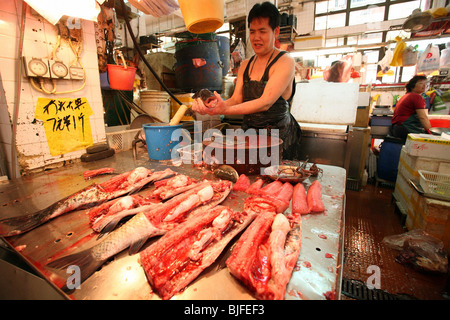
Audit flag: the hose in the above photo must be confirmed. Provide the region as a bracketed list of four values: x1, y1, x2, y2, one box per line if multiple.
[119, 0, 183, 106]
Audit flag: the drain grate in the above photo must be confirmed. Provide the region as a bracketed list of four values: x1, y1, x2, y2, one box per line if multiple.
[341, 278, 416, 300]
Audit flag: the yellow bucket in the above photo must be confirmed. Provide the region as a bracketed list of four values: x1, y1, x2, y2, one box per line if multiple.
[178, 0, 224, 34]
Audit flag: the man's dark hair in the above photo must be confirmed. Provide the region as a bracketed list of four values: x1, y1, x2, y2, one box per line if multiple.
[405, 75, 427, 92]
[248, 2, 280, 30]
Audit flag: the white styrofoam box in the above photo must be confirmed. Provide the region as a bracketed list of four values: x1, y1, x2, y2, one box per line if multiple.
[393, 171, 413, 213]
[439, 162, 450, 174]
[404, 133, 450, 160]
[291, 82, 359, 124]
[398, 146, 442, 180]
[358, 92, 370, 107]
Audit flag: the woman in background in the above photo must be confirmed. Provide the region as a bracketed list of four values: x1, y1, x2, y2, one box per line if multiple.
[391, 75, 431, 141]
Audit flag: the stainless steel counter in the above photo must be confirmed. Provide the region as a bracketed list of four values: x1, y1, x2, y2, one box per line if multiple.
[0, 149, 346, 300]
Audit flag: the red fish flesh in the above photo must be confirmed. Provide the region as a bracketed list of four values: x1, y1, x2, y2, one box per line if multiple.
[260, 180, 284, 196]
[88, 195, 148, 233]
[151, 174, 198, 200]
[88, 174, 197, 234]
[245, 178, 264, 194]
[0, 167, 175, 237]
[226, 185, 302, 300]
[47, 180, 232, 290]
[140, 204, 256, 300]
[307, 180, 325, 213]
[83, 167, 115, 180]
[292, 183, 309, 215]
[233, 174, 251, 192]
[245, 181, 292, 214]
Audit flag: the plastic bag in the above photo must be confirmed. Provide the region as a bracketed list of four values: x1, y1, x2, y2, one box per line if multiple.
[390, 36, 406, 67]
[441, 89, 450, 102]
[432, 93, 447, 112]
[403, 45, 419, 66]
[378, 47, 394, 73]
[382, 229, 448, 273]
[417, 44, 440, 73]
[440, 42, 450, 68]
[231, 39, 245, 75]
[323, 55, 353, 82]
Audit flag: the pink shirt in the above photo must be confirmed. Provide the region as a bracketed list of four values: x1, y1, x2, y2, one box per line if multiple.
[392, 92, 425, 125]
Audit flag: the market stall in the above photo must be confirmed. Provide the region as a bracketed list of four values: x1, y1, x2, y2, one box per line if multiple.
[0, 150, 345, 300]
[2, 0, 450, 302]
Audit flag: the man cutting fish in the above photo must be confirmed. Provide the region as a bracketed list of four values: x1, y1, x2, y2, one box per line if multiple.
[192, 1, 302, 160]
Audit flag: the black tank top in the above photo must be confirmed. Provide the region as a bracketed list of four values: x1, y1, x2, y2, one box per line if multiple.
[241, 51, 302, 160]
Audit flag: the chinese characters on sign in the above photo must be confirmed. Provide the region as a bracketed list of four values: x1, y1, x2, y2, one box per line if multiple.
[35, 97, 94, 156]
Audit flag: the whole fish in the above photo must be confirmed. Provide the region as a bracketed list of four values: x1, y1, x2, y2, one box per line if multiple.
[0, 167, 175, 237]
[47, 179, 232, 290]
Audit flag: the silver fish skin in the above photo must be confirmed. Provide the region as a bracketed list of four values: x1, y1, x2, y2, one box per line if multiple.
[47, 180, 232, 290]
[0, 167, 176, 237]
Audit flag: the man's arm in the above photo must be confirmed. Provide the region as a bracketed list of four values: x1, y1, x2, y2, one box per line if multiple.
[221, 54, 295, 115]
[193, 54, 295, 116]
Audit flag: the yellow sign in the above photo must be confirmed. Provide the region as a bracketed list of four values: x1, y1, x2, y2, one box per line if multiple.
[35, 97, 94, 156]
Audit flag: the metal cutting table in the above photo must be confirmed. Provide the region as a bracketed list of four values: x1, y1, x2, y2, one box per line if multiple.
[0, 149, 346, 300]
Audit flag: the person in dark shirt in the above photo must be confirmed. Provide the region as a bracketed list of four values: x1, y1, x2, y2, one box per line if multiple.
[192, 2, 301, 160]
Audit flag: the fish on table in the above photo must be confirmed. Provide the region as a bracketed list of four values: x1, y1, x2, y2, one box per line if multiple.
[226, 180, 302, 300]
[0, 167, 176, 237]
[46, 179, 232, 290]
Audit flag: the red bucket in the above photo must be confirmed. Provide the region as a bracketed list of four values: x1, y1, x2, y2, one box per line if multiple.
[107, 64, 136, 91]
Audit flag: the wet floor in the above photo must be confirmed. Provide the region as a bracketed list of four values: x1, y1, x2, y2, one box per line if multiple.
[343, 184, 449, 300]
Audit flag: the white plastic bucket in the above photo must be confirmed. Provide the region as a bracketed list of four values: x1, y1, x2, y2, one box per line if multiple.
[140, 90, 171, 123]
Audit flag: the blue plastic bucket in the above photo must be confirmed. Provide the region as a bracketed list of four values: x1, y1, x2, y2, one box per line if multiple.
[143, 123, 183, 160]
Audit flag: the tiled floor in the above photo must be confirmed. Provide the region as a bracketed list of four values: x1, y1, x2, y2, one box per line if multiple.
[342, 184, 449, 300]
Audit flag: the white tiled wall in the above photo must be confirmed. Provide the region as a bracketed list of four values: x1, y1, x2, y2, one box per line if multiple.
[0, 0, 105, 178]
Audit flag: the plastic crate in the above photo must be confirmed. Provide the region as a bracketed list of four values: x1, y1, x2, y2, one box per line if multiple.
[106, 128, 141, 152]
[419, 170, 450, 198]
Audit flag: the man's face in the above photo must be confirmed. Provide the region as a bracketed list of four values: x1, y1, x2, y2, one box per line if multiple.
[249, 17, 279, 55]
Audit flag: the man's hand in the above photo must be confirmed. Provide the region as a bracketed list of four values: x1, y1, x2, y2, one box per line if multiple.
[192, 91, 224, 115]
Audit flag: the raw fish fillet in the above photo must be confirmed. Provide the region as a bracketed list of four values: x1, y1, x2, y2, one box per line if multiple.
[226, 184, 302, 300]
[307, 180, 325, 213]
[140, 205, 256, 300]
[233, 174, 251, 192]
[260, 180, 284, 196]
[47, 180, 232, 290]
[88, 174, 197, 233]
[292, 183, 309, 215]
[83, 167, 115, 180]
[245, 178, 264, 194]
[0, 167, 175, 237]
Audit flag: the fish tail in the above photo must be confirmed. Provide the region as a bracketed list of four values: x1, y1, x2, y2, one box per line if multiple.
[96, 215, 122, 236]
[47, 249, 104, 291]
[0, 208, 52, 237]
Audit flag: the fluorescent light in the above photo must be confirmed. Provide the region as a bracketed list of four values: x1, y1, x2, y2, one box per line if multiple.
[290, 46, 356, 58]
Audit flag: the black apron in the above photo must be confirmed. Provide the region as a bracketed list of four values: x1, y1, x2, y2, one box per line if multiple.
[391, 114, 427, 141]
[242, 51, 302, 160]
